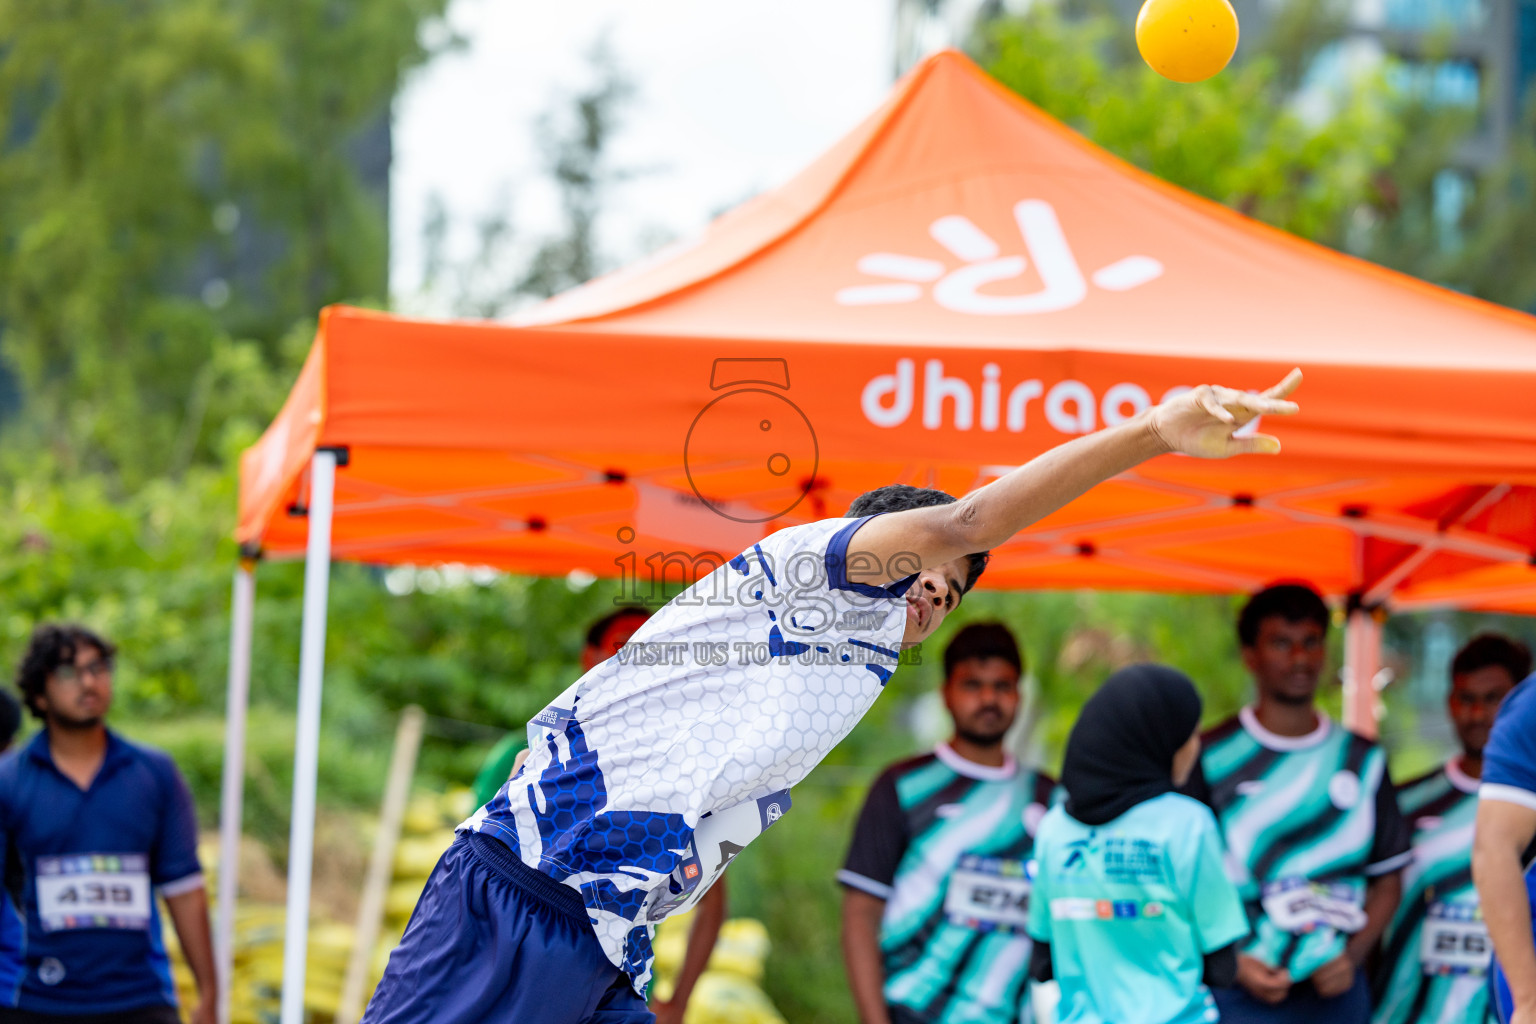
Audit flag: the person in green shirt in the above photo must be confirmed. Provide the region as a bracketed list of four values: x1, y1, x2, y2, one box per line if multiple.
[1028, 664, 1249, 1024]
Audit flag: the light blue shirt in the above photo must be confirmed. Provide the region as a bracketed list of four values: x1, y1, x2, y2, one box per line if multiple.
[1028, 792, 1249, 1024]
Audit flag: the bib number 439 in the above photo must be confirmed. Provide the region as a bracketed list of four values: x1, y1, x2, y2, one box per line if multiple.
[36, 854, 152, 932]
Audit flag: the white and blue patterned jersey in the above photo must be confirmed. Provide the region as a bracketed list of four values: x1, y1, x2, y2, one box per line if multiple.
[461, 516, 914, 993]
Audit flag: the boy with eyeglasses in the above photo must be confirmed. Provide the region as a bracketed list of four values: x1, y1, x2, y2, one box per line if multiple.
[0, 624, 216, 1024]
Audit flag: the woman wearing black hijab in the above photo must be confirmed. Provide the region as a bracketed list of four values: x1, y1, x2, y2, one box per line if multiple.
[1025, 665, 1249, 1024]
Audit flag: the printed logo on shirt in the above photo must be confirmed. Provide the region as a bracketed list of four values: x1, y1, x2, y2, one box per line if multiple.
[1051, 898, 1099, 921]
[1328, 770, 1361, 810]
[1104, 838, 1166, 881]
[37, 958, 65, 986]
[1061, 837, 1096, 875]
[1050, 897, 1166, 922]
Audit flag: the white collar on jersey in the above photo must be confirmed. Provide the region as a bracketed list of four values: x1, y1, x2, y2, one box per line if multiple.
[1239, 705, 1332, 752]
[935, 741, 1018, 781]
[1445, 755, 1481, 794]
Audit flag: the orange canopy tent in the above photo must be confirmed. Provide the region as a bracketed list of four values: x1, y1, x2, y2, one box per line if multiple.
[226, 51, 1536, 1023]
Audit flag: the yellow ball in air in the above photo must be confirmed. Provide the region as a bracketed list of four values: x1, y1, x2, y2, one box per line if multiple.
[1135, 0, 1240, 83]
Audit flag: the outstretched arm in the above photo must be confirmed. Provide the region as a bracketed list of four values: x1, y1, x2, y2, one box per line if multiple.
[847, 370, 1302, 586]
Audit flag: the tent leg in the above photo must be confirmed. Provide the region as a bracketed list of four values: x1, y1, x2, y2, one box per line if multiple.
[1343, 606, 1383, 739]
[280, 451, 338, 1024]
[217, 562, 256, 1024]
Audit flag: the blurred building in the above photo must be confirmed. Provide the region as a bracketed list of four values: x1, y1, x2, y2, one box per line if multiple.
[1296, 0, 1536, 168]
[896, 0, 1536, 166]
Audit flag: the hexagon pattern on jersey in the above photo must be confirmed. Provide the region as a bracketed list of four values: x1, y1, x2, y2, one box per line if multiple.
[462, 517, 912, 993]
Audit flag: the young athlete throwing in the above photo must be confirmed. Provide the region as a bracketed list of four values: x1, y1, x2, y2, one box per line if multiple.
[362, 370, 1303, 1024]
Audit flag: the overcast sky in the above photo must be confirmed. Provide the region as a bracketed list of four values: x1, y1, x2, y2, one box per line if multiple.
[391, 0, 896, 315]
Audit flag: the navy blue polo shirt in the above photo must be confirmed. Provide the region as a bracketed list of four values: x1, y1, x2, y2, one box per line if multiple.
[0, 729, 203, 1012]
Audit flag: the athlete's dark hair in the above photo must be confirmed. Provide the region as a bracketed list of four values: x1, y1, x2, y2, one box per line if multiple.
[15, 623, 117, 721]
[846, 484, 990, 593]
[584, 607, 651, 650]
[943, 622, 1023, 680]
[1237, 583, 1330, 648]
[0, 690, 20, 752]
[1451, 633, 1532, 686]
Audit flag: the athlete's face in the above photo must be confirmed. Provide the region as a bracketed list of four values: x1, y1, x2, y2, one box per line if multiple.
[943, 656, 1020, 747]
[1448, 665, 1515, 758]
[41, 644, 114, 730]
[902, 557, 970, 645]
[1171, 728, 1201, 787]
[1242, 617, 1326, 706]
[581, 613, 650, 672]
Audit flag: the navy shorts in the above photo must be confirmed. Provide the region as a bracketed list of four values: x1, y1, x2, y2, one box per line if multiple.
[1212, 970, 1371, 1024]
[362, 832, 653, 1024]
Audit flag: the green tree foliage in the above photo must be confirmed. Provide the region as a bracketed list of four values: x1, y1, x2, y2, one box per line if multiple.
[979, 8, 1409, 246]
[1, 5, 1532, 1019]
[0, 0, 445, 484]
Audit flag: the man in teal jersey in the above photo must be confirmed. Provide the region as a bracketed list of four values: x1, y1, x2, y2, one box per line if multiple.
[1372, 633, 1530, 1024]
[840, 623, 1056, 1024]
[1187, 583, 1411, 1024]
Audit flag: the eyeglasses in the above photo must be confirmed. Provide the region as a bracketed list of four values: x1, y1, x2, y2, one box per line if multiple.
[53, 658, 114, 684]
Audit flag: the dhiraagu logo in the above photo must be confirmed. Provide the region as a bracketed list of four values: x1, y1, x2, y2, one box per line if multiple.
[835, 200, 1163, 315]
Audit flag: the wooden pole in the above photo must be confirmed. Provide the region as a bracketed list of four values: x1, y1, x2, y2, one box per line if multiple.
[334, 705, 427, 1024]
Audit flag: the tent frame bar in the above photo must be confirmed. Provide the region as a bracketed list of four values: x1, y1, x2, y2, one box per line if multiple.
[216, 564, 255, 1024]
[280, 450, 338, 1024]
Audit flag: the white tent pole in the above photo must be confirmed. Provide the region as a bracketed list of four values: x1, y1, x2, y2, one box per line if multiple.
[280, 450, 338, 1024]
[216, 562, 256, 1024]
[1343, 605, 1383, 738]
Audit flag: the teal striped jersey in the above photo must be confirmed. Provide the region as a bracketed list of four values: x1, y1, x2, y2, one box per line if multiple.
[1371, 760, 1490, 1024]
[840, 744, 1057, 1024]
[1192, 709, 1411, 982]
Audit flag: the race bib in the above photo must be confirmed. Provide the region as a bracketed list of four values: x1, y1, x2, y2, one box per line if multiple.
[640, 790, 791, 923]
[1419, 902, 1491, 976]
[943, 853, 1032, 933]
[1260, 878, 1366, 935]
[36, 854, 152, 932]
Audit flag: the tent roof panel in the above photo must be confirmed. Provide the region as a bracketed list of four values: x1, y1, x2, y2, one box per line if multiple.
[238, 53, 1536, 611]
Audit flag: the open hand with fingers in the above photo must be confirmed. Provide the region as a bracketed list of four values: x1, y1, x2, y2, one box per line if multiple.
[1148, 368, 1302, 459]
